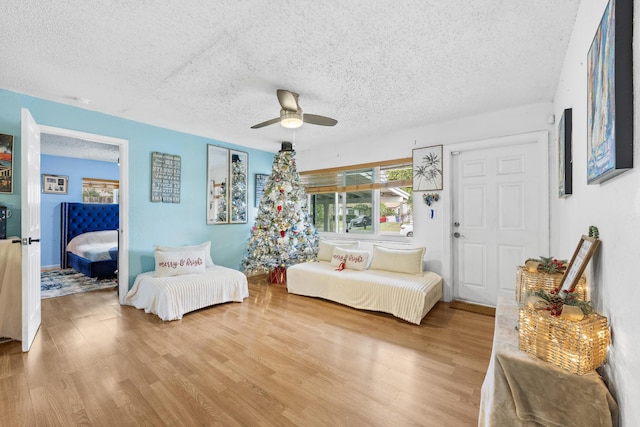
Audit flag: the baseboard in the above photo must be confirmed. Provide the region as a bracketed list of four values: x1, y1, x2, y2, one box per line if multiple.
[450, 299, 496, 317]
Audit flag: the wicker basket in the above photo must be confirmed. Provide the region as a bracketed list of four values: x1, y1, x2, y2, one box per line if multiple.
[515, 266, 587, 304]
[518, 307, 610, 375]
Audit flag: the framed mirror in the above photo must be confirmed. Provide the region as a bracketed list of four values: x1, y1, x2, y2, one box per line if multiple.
[207, 145, 229, 224]
[229, 149, 248, 223]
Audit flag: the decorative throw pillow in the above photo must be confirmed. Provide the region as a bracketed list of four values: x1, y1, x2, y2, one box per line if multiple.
[317, 240, 360, 262]
[330, 247, 370, 271]
[154, 250, 207, 277]
[154, 241, 215, 267]
[369, 245, 426, 275]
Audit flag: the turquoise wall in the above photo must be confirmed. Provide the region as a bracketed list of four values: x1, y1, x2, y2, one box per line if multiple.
[0, 89, 275, 287]
[40, 154, 119, 268]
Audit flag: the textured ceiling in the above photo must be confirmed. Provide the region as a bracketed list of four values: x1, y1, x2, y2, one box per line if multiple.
[2, 1, 579, 157]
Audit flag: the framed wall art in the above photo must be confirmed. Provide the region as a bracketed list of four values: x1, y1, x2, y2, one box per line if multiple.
[413, 145, 443, 191]
[0, 134, 14, 193]
[151, 152, 181, 203]
[587, 0, 633, 184]
[558, 108, 573, 197]
[42, 174, 68, 194]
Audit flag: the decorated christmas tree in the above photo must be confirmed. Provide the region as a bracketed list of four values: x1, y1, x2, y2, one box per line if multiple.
[241, 142, 318, 282]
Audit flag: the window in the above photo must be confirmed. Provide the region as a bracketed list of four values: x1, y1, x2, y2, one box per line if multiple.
[301, 158, 413, 237]
[82, 178, 119, 204]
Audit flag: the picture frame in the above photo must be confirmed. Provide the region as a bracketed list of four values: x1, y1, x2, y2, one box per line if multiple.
[558, 235, 601, 296]
[587, 0, 633, 184]
[151, 152, 181, 203]
[207, 145, 248, 224]
[558, 108, 573, 197]
[0, 134, 14, 194]
[255, 173, 269, 207]
[42, 174, 69, 195]
[413, 145, 443, 191]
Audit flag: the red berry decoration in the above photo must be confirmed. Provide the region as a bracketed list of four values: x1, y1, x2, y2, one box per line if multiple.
[280, 230, 285, 237]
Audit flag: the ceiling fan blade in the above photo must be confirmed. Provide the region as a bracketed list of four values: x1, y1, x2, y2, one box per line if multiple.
[277, 89, 299, 112]
[251, 117, 281, 129]
[303, 114, 337, 126]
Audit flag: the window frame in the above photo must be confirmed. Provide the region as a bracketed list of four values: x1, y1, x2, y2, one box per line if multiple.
[301, 158, 413, 241]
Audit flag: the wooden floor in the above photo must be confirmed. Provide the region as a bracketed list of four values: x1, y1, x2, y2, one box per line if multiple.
[0, 276, 495, 426]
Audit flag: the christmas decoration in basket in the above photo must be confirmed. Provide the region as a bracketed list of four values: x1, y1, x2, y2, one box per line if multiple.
[519, 299, 609, 375]
[518, 232, 608, 374]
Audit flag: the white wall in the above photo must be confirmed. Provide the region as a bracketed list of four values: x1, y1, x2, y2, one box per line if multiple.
[552, 0, 639, 424]
[297, 103, 554, 301]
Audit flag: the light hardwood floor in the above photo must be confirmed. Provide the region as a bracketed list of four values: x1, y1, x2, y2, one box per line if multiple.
[0, 276, 495, 426]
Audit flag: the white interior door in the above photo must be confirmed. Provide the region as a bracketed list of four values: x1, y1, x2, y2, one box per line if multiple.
[452, 141, 543, 306]
[21, 108, 42, 352]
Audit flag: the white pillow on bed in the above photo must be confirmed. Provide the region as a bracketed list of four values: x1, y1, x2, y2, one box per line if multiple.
[154, 241, 215, 267]
[329, 247, 370, 271]
[369, 245, 426, 275]
[317, 240, 359, 262]
[154, 250, 207, 277]
[67, 230, 118, 253]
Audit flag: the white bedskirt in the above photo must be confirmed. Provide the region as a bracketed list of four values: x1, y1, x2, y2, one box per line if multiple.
[287, 261, 443, 325]
[125, 266, 248, 321]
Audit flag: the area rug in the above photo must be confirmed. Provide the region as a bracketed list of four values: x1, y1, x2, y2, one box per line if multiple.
[41, 269, 117, 299]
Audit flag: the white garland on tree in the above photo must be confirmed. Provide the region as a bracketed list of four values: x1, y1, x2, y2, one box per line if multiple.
[241, 146, 318, 275]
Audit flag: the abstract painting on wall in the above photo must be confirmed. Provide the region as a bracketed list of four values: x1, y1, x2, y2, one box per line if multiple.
[586, 0, 633, 184]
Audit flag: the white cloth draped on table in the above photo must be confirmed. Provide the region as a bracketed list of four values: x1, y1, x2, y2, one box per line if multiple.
[0, 237, 22, 341]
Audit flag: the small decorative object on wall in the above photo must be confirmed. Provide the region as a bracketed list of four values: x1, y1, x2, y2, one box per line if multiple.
[422, 193, 440, 206]
[559, 235, 601, 295]
[151, 152, 181, 203]
[207, 145, 248, 224]
[255, 173, 269, 207]
[0, 134, 14, 193]
[42, 174, 68, 194]
[558, 108, 573, 197]
[587, 0, 633, 184]
[413, 145, 443, 191]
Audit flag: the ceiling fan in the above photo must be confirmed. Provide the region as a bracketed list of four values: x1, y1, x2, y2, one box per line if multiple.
[251, 89, 337, 129]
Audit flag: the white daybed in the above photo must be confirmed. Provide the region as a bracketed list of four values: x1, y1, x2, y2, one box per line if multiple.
[287, 241, 443, 325]
[125, 242, 248, 321]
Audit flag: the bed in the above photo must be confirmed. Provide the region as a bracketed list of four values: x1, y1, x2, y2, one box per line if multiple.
[61, 202, 119, 278]
[125, 265, 249, 321]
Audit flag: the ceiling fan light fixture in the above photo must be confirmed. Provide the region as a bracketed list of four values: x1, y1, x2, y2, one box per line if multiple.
[280, 111, 303, 129]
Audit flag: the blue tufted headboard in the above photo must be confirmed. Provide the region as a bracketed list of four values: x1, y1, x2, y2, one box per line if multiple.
[60, 202, 119, 268]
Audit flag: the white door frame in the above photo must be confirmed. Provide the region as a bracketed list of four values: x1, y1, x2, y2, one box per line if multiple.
[39, 125, 129, 304]
[441, 131, 549, 302]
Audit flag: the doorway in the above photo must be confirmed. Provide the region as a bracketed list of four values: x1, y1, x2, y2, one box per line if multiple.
[39, 125, 129, 304]
[442, 131, 549, 306]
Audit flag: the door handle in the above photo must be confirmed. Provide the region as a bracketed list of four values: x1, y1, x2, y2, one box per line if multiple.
[28, 237, 40, 244]
[453, 232, 466, 238]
